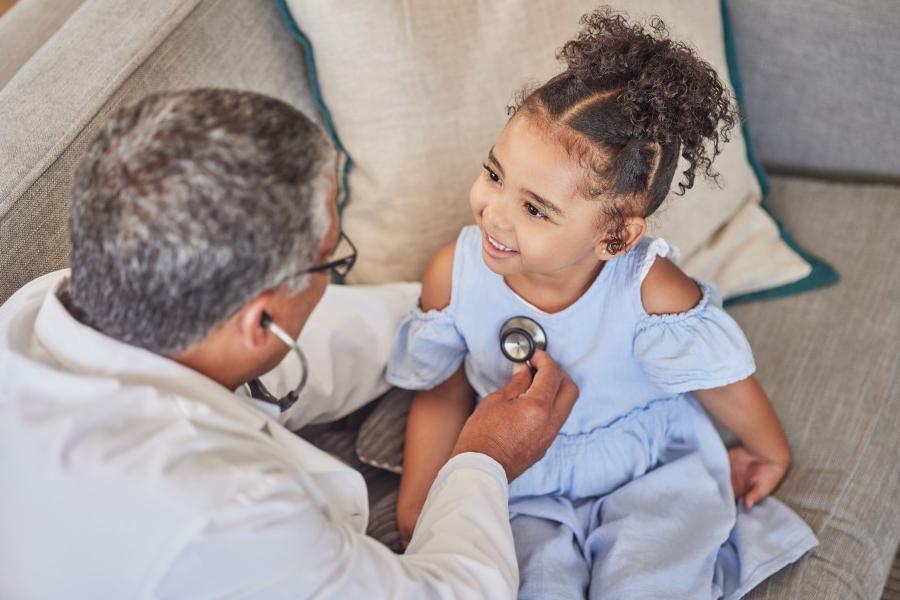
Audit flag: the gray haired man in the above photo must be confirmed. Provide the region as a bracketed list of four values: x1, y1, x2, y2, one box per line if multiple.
[0, 88, 578, 597]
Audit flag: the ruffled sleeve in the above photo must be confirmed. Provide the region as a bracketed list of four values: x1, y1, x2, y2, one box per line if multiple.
[385, 306, 467, 390]
[634, 282, 756, 395]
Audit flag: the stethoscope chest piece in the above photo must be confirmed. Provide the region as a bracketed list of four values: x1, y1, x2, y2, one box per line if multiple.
[499, 316, 547, 364]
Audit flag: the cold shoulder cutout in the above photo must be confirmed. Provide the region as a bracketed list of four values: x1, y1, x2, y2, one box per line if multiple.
[640, 256, 703, 316]
[420, 241, 456, 311]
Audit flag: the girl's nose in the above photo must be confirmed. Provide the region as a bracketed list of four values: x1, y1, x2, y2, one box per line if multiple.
[483, 196, 513, 233]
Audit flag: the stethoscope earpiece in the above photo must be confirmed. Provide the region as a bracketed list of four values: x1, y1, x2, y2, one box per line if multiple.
[499, 316, 547, 365]
[247, 310, 308, 413]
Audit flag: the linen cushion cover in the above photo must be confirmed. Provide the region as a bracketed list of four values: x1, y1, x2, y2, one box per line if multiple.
[279, 0, 828, 300]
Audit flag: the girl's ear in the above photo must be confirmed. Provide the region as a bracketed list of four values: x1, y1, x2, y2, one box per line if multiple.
[593, 216, 646, 260]
[619, 216, 647, 253]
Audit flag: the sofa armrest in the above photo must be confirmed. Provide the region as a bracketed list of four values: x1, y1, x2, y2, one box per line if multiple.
[0, 0, 87, 90]
[0, 0, 315, 305]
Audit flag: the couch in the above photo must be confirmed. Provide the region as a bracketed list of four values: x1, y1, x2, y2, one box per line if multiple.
[0, 1, 897, 598]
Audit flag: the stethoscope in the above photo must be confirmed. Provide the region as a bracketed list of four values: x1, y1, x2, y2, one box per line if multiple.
[245, 312, 547, 408]
[499, 316, 547, 370]
[245, 311, 308, 413]
[246, 313, 547, 407]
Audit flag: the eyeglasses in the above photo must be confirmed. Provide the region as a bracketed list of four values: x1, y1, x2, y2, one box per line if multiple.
[302, 230, 357, 278]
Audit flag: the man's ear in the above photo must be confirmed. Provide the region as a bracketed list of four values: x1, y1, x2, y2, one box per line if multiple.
[233, 290, 277, 349]
[592, 215, 646, 259]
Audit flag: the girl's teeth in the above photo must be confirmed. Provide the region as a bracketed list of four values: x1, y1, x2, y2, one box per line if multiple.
[489, 236, 514, 252]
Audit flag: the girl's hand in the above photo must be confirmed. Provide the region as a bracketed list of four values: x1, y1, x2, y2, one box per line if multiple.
[727, 445, 790, 509]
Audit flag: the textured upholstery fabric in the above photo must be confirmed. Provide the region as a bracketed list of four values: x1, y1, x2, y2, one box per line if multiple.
[283, 0, 814, 299]
[355, 387, 411, 474]
[0, 0, 86, 90]
[366, 490, 404, 554]
[726, 0, 900, 181]
[0, 0, 200, 212]
[0, 0, 317, 304]
[885, 547, 900, 600]
[730, 176, 900, 599]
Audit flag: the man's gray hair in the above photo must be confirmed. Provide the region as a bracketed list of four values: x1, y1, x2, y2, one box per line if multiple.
[69, 88, 333, 355]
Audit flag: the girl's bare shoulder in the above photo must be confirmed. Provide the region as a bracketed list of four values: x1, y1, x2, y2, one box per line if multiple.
[640, 257, 702, 315]
[420, 241, 457, 311]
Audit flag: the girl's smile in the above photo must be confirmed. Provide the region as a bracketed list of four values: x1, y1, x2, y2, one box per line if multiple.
[482, 230, 519, 258]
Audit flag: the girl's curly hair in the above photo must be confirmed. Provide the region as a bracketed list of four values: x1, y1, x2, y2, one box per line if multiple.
[515, 7, 738, 253]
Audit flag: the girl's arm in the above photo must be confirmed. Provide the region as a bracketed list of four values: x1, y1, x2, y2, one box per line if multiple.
[692, 377, 790, 465]
[642, 258, 791, 507]
[693, 377, 790, 507]
[398, 367, 474, 547]
[396, 241, 475, 547]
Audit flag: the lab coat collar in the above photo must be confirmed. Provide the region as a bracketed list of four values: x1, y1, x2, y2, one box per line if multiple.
[33, 275, 273, 429]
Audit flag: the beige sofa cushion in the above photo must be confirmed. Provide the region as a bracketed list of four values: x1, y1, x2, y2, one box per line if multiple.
[728, 176, 900, 600]
[283, 0, 812, 298]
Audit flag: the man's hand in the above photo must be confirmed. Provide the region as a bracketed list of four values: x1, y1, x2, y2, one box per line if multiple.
[451, 350, 578, 481]
[728, 444, 790, 509]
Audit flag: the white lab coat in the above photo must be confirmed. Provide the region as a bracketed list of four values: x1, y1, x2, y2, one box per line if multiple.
[0, 271, 517, 599]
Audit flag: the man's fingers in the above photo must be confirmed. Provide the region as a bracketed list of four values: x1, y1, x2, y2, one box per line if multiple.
[499, 363, 533, 399]
[523, 350, 563, 402]
[527, 349, 556, 372]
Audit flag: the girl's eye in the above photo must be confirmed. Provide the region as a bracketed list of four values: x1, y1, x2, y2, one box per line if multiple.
[482, 163, 501, 184]
[524, 202, 548, 220]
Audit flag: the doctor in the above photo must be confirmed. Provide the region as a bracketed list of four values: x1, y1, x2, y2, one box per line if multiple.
[0, 89, 578, 598]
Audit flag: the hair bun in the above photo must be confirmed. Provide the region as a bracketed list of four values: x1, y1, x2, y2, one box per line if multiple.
[559, 7, 737, 193]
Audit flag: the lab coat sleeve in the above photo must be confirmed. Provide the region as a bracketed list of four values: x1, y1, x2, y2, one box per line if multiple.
[154, 452, 517, 599]
[403, 452, 518, 595]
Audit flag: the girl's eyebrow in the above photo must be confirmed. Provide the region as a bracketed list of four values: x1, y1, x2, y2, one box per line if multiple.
[525, 190, 564, 217]
[488, 147, 564, 217]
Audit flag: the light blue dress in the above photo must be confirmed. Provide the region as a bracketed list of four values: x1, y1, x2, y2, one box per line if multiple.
[387, 225, 817, 599]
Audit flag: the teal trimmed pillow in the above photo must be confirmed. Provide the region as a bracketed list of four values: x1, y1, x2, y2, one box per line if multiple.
[718, 0, 838, 305]
[277, 0, 837, 302]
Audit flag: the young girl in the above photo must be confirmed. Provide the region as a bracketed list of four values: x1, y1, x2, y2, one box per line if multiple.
[386, 9, 817, 599]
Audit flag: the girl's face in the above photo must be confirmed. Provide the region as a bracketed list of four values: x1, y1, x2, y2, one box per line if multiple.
[469, 114, 607, 280]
